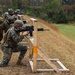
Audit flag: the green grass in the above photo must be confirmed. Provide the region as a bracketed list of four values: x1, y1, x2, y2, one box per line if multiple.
[55, 24, 75, 42]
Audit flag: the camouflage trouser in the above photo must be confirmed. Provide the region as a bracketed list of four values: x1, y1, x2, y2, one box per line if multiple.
[1, 43, 28, 65]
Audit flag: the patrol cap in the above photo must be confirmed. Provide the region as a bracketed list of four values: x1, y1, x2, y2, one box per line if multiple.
[14, 20, 23, 27]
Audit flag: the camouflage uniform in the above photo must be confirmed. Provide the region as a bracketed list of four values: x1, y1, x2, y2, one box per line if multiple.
[3, 8, 14, 20]
[3, 8, 16, 30]
[3, 14, 16, 32]
[0, 26, 28, 66]
[0, 17, 12, 42]
[2, 21, 11, 33]
[3, 10, 16, 32]
[0, 16, 12, 42]
[0, 17, 4, 41]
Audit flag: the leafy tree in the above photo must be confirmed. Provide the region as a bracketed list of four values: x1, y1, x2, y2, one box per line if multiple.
[43, 0, 62, 12]
[53, 10, 68, 23]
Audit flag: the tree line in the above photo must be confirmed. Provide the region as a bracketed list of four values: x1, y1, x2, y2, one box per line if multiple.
[0, 0, 75, 23]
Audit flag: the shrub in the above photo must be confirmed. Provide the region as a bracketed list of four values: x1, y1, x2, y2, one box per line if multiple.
[52, 10, 68, 23]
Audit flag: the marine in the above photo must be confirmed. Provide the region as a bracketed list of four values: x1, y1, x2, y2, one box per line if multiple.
[0, 20, 28, 67]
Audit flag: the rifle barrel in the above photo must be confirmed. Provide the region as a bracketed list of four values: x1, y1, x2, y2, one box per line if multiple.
[37, 28, 49, 31]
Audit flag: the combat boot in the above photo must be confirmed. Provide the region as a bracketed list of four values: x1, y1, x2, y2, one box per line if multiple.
[16, 59, 26, 66]
[0, 62, 7, 67]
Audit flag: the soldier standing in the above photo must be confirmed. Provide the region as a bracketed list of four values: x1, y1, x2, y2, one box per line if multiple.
[0, 20, 28, 67]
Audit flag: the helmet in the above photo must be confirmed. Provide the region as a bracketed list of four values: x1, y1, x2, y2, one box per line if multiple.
[8, 8, 13, 12]
[15, 9, 21, 12]
[8, 8, 14, 15]
[14, 20, 23, 27]
[14, 9, 23, 15]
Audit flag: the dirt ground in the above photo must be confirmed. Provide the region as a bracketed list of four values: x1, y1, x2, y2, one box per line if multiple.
[0, 15, 75, 75]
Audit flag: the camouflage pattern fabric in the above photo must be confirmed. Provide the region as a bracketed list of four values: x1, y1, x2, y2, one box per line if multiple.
[0, 30, 3, 41]
[3, 12, 16, 25]
[0, 17, 4, 41]
[2, 21, 11, 33]
[3, 12, 8, 20]
[1, 27, 28, 65]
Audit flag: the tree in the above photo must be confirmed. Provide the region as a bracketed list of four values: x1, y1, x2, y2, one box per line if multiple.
[43, 0, 62, 12]
[53, 10, 68, 23]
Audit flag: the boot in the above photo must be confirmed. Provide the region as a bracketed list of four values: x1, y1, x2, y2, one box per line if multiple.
[0, 62, 7, 67]
[16, 59, 26, 66]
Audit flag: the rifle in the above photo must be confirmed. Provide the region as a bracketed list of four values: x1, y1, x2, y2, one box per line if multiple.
[16, 25, 49, 36]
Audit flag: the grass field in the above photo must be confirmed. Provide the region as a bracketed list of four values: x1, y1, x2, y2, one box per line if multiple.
[55, 24, 75, 42]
